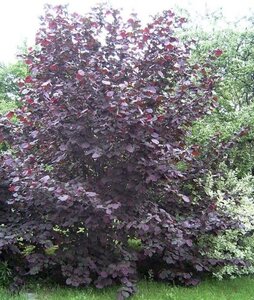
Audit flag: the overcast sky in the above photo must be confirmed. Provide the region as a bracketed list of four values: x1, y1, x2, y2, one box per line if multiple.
[0, 0, 253, 64]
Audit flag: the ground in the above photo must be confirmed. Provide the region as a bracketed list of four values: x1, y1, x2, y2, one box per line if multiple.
[1, 277, 254, 300]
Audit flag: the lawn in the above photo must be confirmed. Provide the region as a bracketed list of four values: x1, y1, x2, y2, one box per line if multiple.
[1, 277, 254, 300]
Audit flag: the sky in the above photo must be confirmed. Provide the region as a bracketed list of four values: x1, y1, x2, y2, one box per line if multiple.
[0, 0, 253, 64]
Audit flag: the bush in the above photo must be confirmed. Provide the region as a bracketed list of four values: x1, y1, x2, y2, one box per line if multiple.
[190, 103, 254, 177]
[0, 4, 242, 299]
[197, 165, 254, 279]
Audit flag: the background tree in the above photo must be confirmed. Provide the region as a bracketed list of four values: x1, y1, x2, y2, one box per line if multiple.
[184, 9, 254, 110]
[185, 10, 254, 176]
[0, 61, 28, 102]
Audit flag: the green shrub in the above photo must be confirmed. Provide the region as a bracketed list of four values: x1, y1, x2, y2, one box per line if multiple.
[190, 103, 254, 176]
[197, 164, 254, 279]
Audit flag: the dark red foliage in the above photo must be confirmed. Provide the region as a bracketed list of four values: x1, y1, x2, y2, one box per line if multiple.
[214, 49, 223, 57]
[0, 4, 241, 299]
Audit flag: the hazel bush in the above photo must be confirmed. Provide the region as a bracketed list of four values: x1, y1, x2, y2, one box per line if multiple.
[0, 4, 240, 299]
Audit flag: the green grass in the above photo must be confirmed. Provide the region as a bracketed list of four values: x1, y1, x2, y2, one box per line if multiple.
[1, 277, 254, 300]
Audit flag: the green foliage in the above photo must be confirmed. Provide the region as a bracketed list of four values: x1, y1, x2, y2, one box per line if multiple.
[0, 100, 18, 114]
[197, 165, 254, 278]
[127, 238, 142, 251]
[0, 262, 11, 286]
[184, 11, 254, 177]
[44, 245, 59, 256]
[190, 103, 254, 176]
[0, 61, 28, 102]
[185, 10, 254, 110]
[21, 245, 36, 256]
[196, 29, 254, 109]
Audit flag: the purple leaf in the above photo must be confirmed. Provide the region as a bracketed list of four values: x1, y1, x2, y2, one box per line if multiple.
[181, 195, 190, 203]
[102, 80, 111, 85]
[106, 91, 114, 97]
[92, 152, 102, 159]
[58, 195, 69, 201]
[126, 144, 135, 153]
[144, 86, 156, 94]
[86, 192, 97, 197]
[158, 71, 164, 78]
[151, 139, 159, 145]
[40, 175, 50, 183]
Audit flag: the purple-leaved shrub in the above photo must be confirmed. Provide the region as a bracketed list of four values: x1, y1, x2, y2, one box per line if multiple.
[0, 4, 240, 299]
